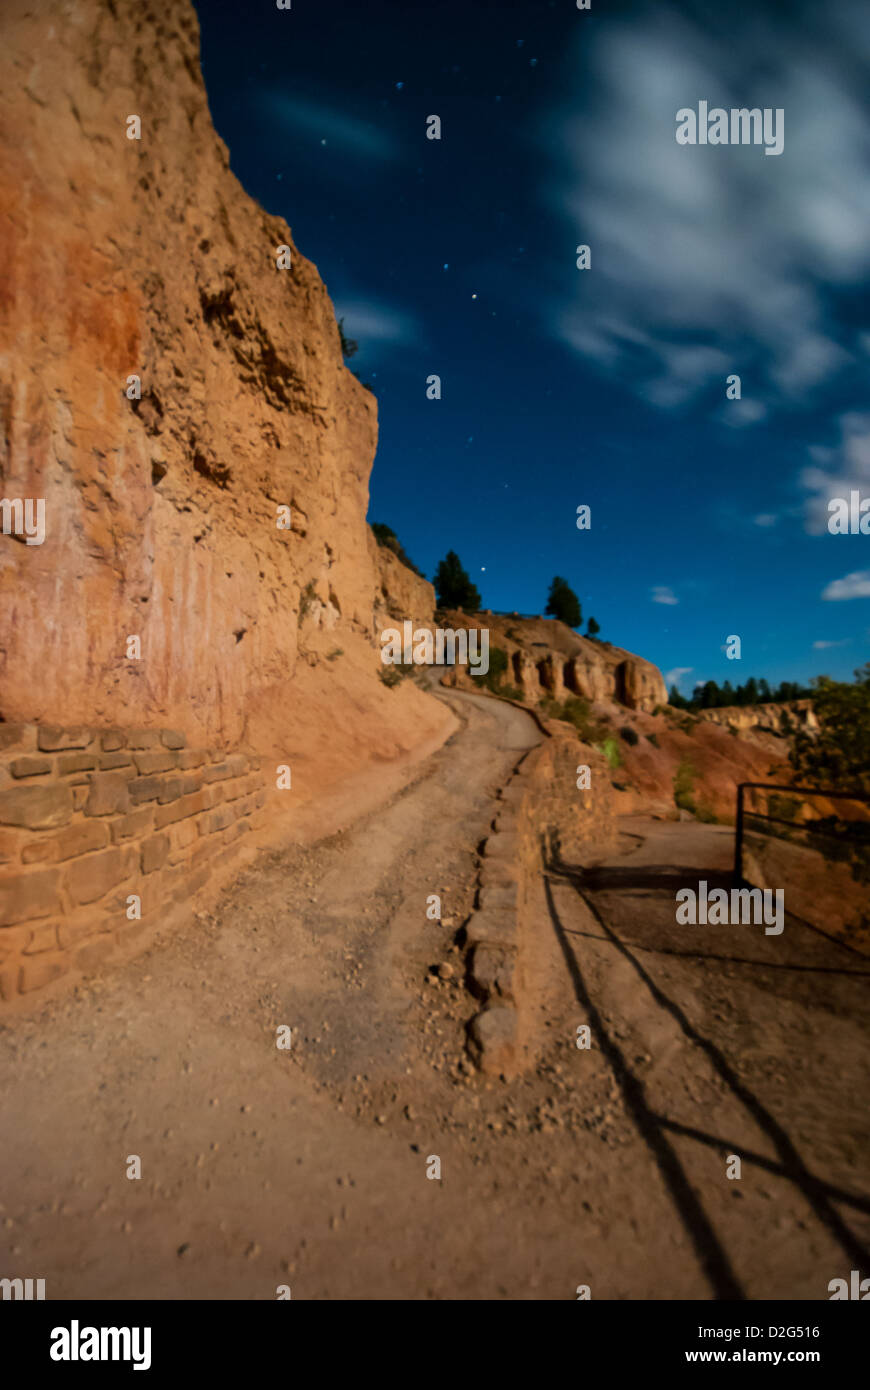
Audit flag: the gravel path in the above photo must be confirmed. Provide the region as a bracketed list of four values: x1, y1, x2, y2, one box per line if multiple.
[3, 688, 865, 1300]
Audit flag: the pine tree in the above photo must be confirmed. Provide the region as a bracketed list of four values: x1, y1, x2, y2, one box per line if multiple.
[698, 680, 719, 709]
[545, 576, 582, 628]
[434, 551, 481, 611]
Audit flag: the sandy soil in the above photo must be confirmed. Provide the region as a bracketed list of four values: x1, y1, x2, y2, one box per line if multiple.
[1, 682, 868, 1300]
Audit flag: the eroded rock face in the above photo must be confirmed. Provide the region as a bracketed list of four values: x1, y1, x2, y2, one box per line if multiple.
[617, 653, 669, 712]
[0, 0, 448, 778]
[372, 539, 436, 635]
[567, 654, 613, 704]
[698, 701, 818, 735]
[436, 612, 668, 713]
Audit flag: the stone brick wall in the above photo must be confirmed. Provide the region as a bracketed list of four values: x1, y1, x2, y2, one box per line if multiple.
[462, 726, 620, 1076]
[0, 723, 267, 1004]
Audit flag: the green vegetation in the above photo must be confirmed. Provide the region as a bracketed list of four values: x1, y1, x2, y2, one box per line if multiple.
[434, 550, 481, 611]
[338, 319, 375, 389]
[370, 522, 425, 578]
[379, 662, 415, 688]
[326, 648, 344, 662]
[586, 616, 601, 639]
[297, 580, 317, 627]
[788, 664, 870, 796]
[619, 725, 639, 746]
[673, 756, 717, 822]
[673, 757, 697, 812]
[646, 732, 659, 748]
[599, 736, 622, 771]
[535, 694, 629, 769]
[337, 317, 358, 359]
[471, 646, 509, 695]
[539, 694, 611, 746]
[545, 576, 582, 629]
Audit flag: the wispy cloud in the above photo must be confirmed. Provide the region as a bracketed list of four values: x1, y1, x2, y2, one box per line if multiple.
[265, 92, 400, 163]
[651, 585, 679, 605]
[800, 412, 870, 532]
[813, 638, 850, 648]
[718, 398, 768, 428]
[540, 2, 870, 416]
[753, 513, 779, 528]
[822, 570, 870, 600]
[333, 297, 421, 351]
[665, 666, 693, 686]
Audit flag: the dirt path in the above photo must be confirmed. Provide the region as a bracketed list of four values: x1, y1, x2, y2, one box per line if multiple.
[542, 817, 870, 1299]
[0, 679, 550, 1300]
[3, 684, 868, 1301]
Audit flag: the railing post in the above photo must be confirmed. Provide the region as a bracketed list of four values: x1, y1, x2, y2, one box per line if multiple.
[734, 783, 744, 885]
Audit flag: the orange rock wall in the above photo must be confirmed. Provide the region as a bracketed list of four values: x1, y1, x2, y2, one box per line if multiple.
[0, 0, 444, 771]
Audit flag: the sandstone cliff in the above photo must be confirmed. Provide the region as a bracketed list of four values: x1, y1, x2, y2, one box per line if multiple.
[0, 0, 689, 1009]
[371, 535, 437, 633]
[436, 612, 669, 713]
[0, 0, 449, 788]
[697, 700, 818, 737]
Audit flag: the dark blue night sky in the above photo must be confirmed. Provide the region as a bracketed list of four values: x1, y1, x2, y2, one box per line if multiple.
[193, 0, 870, 695]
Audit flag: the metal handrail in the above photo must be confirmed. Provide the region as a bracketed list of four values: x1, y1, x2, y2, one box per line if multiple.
[734, 782, 870, 883]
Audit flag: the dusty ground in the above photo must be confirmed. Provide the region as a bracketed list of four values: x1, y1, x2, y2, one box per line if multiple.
[543, 819, 870, 1299]
[1, 682, 868, 1300]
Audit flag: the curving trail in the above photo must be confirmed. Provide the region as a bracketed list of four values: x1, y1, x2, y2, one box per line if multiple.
[0, 679, 546, 1299]
[2, 681, 867, 1300]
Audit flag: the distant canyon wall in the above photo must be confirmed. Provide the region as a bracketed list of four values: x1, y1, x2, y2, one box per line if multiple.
[697, 700, 818, 736]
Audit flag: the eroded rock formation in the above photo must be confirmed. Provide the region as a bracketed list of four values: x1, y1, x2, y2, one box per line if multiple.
[0, 0, 448, 784]
[438, 612, 669, 713]
[372, 538, 437, 634]
[697, 700, 818, 736]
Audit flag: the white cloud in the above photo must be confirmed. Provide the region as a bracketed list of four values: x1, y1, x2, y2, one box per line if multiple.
[813, 638, 850, 648]
[719, 398, 769, 428]
[753, 513, 779, 527]
[822, 570, 870, 600]
[541, 4, 870, 415]
[800, 412, 870, 532]
[651, 585, 678, 605]
[333, 297, 421, 350]
[665, 666, 693, 685]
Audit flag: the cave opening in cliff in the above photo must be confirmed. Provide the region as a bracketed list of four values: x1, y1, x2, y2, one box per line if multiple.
[536, 658, 555, 692]
[563, 660, 580, 694]
[614, 660, 629, 705]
